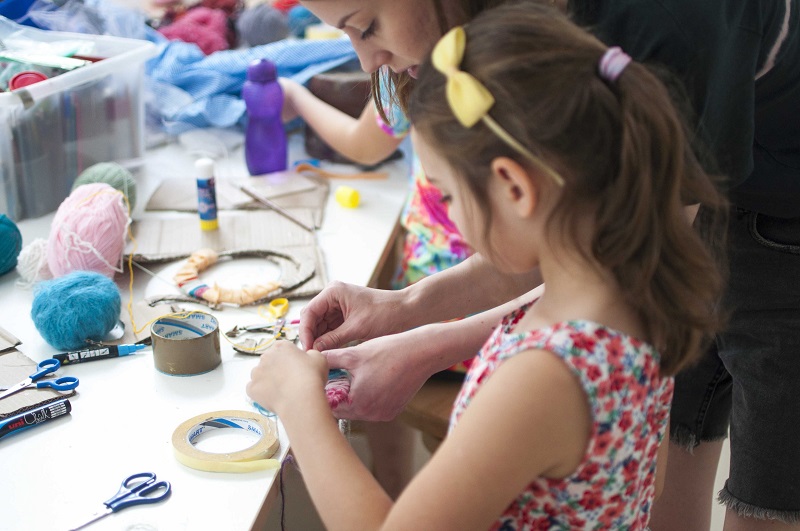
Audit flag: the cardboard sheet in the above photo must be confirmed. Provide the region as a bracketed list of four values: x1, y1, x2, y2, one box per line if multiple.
[145, 172, 329, 228]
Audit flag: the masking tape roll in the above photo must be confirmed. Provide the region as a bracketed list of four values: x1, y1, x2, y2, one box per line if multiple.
[172, 410, 280, 473]
[151, 312, 221, 376]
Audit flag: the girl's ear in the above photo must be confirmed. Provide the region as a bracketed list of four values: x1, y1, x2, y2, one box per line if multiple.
[490, 157, 538, 218]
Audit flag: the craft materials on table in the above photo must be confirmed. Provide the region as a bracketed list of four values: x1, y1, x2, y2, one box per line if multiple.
[67, 472, 172, 531]
[171, 410, 279, 473]
[31, 271, 121, 350]
[195, 158, 219, 231]
[0, 358, 79, 401]
[0, 348, 79, 420]
[238, 184, 315, 233]
[150, 312, 221, 376]
[0, 398, 71, 441]
[53, 343, 146, 365]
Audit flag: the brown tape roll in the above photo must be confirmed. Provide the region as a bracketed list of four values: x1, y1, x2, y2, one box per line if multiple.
[151, 312, 221, 376]
[172, 410, 280, 473]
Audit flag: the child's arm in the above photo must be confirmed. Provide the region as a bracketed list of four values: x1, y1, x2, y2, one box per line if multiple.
[279, 78, 402, 166]
[248, 342, 590, 530]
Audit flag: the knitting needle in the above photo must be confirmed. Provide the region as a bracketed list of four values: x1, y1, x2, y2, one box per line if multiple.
[238, 184, 316, 233]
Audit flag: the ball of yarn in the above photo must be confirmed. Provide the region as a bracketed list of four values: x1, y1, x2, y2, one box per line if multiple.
[236, 4, 289, 47]
[287, 5, 319, 38]
[31, 271, 121, 351]
[15, 238, 52, 287]
[47, 182, 129, 279]
[72, 162, 137, 211]
[159, 7, 230, 55]
[0, 214, 22, 276]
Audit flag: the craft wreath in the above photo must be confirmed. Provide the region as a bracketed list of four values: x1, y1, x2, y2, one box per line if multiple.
[170, 248, 314, 306]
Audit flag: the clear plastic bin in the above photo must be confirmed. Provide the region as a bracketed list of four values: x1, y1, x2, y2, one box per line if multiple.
[0, 17, 156, 220]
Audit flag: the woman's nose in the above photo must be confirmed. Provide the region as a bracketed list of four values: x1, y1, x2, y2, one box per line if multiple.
[351, 41, 392, 74]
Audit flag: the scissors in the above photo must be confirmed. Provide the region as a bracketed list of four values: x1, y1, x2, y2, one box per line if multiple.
[69, 472, 172, 530]
[0, 358, 79, 401]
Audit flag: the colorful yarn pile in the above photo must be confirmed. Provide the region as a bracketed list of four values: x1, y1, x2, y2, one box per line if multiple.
[31, 271, 122, 350]
[72, 162, 138, 211]
[0, 214, 22, 276]
[46, 182, 130, 279]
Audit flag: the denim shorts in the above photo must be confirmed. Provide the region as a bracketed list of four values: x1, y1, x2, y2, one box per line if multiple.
[670, 208, 800, 523]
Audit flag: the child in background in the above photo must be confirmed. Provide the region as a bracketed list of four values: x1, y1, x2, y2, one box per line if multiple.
[246, 5, 726, 529]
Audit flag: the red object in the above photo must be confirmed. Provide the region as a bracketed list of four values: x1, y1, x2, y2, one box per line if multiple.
[9, 71, 48, 90]
[272, 0, 297, 13]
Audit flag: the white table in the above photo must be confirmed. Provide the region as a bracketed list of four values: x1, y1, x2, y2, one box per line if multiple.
[0, 132, 409, 531]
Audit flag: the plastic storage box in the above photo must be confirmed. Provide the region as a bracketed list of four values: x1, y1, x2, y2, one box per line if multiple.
[0, 17, 156, 221]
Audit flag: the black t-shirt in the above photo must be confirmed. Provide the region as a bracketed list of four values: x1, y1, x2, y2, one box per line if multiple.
[572, 0, 800, 217]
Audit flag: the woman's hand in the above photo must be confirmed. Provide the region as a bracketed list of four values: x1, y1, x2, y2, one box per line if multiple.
[246, 340, 328, 417]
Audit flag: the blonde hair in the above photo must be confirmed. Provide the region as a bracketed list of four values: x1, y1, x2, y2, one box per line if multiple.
[408, 3, 727, 375]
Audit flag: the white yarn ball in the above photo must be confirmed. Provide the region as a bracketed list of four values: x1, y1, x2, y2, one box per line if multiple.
[15, 238, 53, 289]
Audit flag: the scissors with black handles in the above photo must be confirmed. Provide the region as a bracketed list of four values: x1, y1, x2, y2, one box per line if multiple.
[69, 472, 172, 530]
[0, 358, 78, 401]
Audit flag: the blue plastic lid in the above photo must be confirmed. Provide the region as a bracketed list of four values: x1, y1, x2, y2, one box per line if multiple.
[247, 59, 278, 83]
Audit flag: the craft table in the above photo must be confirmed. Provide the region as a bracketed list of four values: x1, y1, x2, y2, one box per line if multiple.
[0, 132, 409, 530]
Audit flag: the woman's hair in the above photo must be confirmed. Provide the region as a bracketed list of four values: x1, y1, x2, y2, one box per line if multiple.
[408, 2, 728, 376]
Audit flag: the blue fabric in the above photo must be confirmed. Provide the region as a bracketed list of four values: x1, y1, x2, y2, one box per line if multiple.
[146, 38, 357, 134]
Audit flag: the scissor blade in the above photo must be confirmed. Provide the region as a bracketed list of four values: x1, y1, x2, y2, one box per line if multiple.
[67, 507, 113, 531]
[0, 380, 30, 401]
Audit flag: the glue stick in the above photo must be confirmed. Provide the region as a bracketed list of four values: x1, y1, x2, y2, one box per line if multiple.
[195, 158, 219, 231]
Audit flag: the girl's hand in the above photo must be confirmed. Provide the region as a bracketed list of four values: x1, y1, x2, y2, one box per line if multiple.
[277, 77, 304, 122]
[246, 341, 328, 416]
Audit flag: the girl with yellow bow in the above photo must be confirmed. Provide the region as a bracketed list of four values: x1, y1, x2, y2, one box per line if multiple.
[248, 5, 727, 529]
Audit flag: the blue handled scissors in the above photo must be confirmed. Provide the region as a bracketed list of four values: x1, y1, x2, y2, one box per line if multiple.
[69, 472, 172, 530]
[0, 358, 79, 401]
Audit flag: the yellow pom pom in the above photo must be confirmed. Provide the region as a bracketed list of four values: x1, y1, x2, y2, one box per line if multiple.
[335, 185, 360, 208]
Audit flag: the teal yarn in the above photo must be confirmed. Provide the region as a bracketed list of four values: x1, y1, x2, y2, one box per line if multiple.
[72, 162, 137, 211]
[0, 214, 23, 276]
[31, 271, 121, 350]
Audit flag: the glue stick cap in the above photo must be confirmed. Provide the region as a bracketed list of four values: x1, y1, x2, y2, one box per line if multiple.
[195, 158, 215, 180]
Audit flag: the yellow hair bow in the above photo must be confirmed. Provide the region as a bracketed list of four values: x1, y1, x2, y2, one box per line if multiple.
[431, 27, 565, 186]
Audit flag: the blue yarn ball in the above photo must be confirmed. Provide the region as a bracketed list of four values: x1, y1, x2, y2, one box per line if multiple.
[287, 5, 319, 38]
[0, 214, 23, 276]
[31, 271, 121, 350]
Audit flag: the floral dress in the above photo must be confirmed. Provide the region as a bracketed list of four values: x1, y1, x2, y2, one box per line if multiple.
[374, 92, 473, 290]
[450, 303, 674, 530]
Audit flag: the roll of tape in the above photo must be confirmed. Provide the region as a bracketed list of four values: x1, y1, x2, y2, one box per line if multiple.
[151, 312, 221, 376]
[172, 410, 280, 473]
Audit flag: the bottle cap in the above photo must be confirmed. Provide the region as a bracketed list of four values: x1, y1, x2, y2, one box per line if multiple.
[247, 59, 278, 83]
[9, 71, 48, 90]
[195, 158, 215, 180]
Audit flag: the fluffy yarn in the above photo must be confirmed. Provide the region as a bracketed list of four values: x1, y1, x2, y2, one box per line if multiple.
[72, 162, 138, 211]
[0, 214, 22, 276]
[15, 238, 52, 288]
[287, 5, 319, 38]
[47, 182, 130, 279]
[31, 271, 121, 350]
[325, 369, 351, 409]
[159, 7, 230, 55]
[236, 4, 288, 47]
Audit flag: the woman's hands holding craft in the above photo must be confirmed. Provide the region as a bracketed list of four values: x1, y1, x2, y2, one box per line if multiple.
[246, 341, 328, 417]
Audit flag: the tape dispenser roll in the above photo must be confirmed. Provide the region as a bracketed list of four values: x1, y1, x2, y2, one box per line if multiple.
[172, 410, 280, 473]
[151, 312, 221, 376]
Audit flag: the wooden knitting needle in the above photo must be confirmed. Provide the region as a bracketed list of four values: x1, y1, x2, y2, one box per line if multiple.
[238, 184, 316, 233]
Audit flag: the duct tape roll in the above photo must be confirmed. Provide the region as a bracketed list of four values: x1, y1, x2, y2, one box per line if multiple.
[151, 312, 221, 376]
[172, 410, 280, 473]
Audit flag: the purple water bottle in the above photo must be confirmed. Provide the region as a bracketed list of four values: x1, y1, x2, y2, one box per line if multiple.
[242, 59, 288, 176]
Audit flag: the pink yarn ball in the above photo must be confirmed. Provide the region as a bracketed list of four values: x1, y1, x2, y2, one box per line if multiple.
[47, 182, 130, 279]
[159, 7, 230, 55]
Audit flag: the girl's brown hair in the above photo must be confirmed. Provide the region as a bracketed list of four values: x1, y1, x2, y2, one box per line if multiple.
[408, 2, 727, 375]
